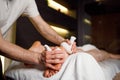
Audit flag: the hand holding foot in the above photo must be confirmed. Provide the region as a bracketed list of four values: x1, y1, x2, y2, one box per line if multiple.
[43, 46, 69, 78]
[24, 41, 69, 77]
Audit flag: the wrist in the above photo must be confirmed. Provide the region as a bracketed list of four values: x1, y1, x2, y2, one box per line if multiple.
[60, 39, 68, 44]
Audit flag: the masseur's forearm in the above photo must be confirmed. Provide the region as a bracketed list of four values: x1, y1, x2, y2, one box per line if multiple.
[38, 25, 64, 45]
[30, 15, 65, 45]
[0, 35, 41, 65]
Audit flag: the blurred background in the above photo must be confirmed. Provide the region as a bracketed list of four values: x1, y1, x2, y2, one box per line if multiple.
[16, 0, 120, 54]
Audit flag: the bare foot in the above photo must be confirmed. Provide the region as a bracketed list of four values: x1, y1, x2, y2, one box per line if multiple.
[29, 41, 45, 53]
[43, 64, 61, 78]
[44, 68, 58, 78]
[24, 41, 45, 67]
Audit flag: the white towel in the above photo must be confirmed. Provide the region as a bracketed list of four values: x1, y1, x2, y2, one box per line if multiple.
[5, 52, 106, 80]
[5, 44, 120, 80]
[99, 59, 120, 80]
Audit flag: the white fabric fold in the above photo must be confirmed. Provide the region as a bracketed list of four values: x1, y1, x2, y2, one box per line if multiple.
[5, 53, 106, 80]
[5, 44, 120, 80]
[99, 59, 120, 80]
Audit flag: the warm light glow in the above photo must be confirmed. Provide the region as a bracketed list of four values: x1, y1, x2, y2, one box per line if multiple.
[84, 35, 92, 42]
[95, 0, 104, 2]
[95, 0, 101, 2]
[51, 25, 69, 37]
[84, 18, 91, 25]
[84, 35, 91, 39]
[47, 0, 68, 14]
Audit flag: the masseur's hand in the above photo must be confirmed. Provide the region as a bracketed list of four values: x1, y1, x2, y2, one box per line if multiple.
[44, 46, 69, 70]
[24, 41, 45, 67]
[43, 46, 69, 78]
[24, 41, 68, 70]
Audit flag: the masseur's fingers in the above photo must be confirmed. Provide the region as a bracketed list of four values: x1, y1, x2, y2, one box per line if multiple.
[71, 42, 77, 53]
[45, 50, 67, 64]
[45, 51, 63, 59]
[45, 58, 64, 64]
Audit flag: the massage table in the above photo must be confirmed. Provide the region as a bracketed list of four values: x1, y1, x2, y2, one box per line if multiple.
[4, 44, 120, 80]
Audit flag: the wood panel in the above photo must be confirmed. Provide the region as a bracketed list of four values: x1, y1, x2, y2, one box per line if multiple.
[91, 13, 120, 53]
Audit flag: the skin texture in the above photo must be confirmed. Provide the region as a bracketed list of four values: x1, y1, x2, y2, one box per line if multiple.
[43, 46, 69, 78]
[24, 41, 68, 69]
[25, 41, 69, 77]
[27, 41, 120, 78]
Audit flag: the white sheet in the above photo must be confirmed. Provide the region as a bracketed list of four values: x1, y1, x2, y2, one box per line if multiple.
[5, 44, 120, 80]
[99, 59, 120, 80]
[5, 52, 106, 80]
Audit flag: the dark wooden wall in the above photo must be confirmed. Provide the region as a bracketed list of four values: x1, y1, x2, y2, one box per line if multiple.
[85, 1, 120, 53]
[91, 13, 120, 53]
